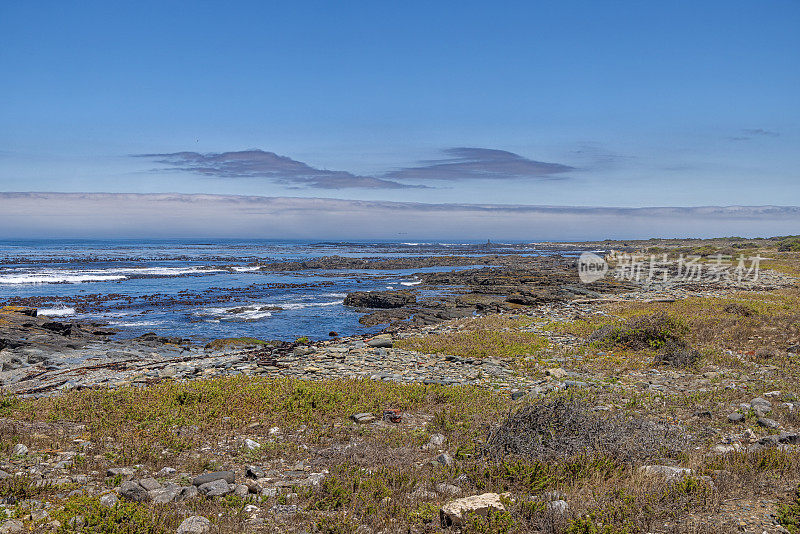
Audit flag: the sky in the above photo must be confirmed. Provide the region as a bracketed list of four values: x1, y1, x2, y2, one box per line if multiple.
[0, 1, 798, 238]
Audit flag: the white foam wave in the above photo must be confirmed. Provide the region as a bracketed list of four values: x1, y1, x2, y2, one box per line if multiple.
[400, 280, 421, 286]
[232, 265, 262, 272]
[0, 273, 127, 284]
[108, 320, 165, 327]
[196, 305, 275, 322]
[281, 300, 341, 310]
[38, 306, 76, 317]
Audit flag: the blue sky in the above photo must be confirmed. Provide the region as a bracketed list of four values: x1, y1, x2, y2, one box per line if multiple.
[0, 1, 798, 218]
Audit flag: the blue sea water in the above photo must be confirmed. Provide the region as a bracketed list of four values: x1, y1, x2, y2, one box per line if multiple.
[0, 239, 568, 342]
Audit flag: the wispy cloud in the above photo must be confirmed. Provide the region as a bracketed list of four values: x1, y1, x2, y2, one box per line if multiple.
[135, 150, 420, 190]
[1, 193, 798, 240]
[728, 128, 780, 141]
[385, 147, 575, 181]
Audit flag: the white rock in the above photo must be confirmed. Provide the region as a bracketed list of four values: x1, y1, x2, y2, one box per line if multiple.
[176, 515, 211, 534]
[11, 444, 27, 456]
[99, 492, 119, 507]
[244, 438, 261, 451]
[440, 493, 506, 527]
[0, 519, 24, 534]
[639, 465, 692, 480]
[547, 500, 569, 514]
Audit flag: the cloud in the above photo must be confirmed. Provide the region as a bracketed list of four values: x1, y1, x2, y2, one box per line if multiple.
[728, 128, 780, 141]
[385, 147, 575, 181]
[742, 128, 779, 137]
[135, 150, 421, 190]
[1, 192, 798, 240]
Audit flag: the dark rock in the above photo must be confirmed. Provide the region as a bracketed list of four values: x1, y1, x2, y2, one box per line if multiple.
[246, 466, 265, 479]
[778, 432, 800, 444]
[119, 481, 149, 502]
[343, 290, 416, 309]
[757, 417, 780, 429]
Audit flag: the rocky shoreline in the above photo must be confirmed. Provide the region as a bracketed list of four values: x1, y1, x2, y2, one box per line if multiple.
[1, 246, 799, 533]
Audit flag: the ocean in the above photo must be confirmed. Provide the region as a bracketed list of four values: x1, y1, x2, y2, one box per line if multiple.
[0, 239, 569, 342]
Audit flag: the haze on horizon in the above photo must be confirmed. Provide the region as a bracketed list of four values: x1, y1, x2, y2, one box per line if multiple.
[0, 1, 798, 239]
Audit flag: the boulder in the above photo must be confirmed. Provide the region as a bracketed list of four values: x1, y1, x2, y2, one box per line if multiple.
[440, 493, 506, 527]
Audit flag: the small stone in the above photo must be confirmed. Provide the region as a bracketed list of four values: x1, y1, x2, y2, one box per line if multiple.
[234, 484, 250, 497]
[192, 471, 235, 486]
[434, 453, 454, 467]
[546, 368, 567, 379]
[351, 413, 376, 424]
[176, 515, 211, 534]
[11, 444, 28, 456]
[511, 390, 526, 401]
